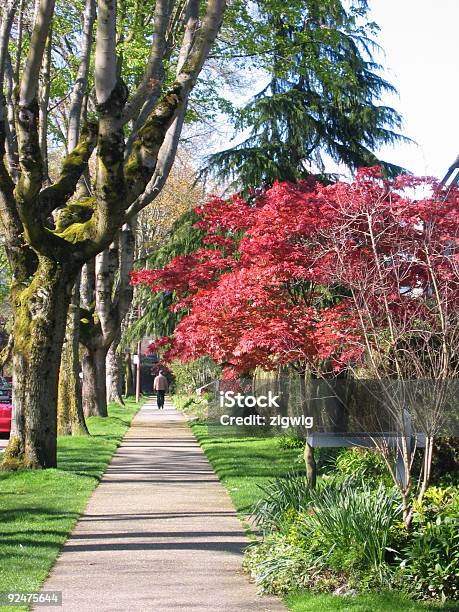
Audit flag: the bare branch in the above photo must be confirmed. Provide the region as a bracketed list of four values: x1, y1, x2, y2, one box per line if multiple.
[19, 0, 56, 107]
[121, 0, 174, 126]
[95, 0, 117, 104]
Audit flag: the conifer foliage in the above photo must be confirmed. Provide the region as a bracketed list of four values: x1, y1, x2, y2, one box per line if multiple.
[205, 0, 408, 189]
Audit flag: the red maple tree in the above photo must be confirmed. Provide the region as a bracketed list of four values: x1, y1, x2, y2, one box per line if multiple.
[132, 169, 459, 381]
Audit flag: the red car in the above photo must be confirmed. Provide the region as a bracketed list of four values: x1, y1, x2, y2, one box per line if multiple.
[0, 403, 11, 434]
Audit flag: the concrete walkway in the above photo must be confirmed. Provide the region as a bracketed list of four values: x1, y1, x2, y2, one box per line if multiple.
[38, 399, 285, 611]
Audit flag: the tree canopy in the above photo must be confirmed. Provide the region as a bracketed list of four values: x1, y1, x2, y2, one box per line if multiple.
[204, 0, 408, 190]
[133, 170, 459, 382]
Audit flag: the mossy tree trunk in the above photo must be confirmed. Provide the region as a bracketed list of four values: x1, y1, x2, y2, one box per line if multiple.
[4, 257, 76, 469]
[58, 275, 88, 435]
[56, 0, 95, 434]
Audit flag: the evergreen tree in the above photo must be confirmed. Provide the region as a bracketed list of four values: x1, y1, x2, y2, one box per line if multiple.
[205, 0, 409, 189]
[126, 210, 205, 343]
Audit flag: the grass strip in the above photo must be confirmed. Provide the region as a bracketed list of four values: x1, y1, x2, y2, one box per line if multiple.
[0, 398, 142, 611]
[190, 422, 303, 513]
[284, 590, 459, 611]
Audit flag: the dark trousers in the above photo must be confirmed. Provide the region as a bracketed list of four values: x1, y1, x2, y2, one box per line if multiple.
[156, 390, 166, 409]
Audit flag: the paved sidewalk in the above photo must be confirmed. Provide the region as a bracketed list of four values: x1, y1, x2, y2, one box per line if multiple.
[38, 399, 285, 611]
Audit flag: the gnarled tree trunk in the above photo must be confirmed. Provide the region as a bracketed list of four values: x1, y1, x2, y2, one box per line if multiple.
[3, 258, 76, 469]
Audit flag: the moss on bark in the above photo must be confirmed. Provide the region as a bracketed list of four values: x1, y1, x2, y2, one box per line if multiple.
[53, 218, 95, 244]
[54, 197, 95, 231]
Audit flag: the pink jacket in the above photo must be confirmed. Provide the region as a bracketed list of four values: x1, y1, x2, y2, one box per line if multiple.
[154, 374, 169, 391]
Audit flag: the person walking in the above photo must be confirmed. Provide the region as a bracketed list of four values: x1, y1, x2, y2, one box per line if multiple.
[153, 370, 169, 409]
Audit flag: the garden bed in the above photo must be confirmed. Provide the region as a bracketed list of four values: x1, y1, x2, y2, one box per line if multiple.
[186, 408, 458, 611]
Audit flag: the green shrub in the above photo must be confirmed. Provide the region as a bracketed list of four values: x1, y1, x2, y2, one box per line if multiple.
[397, 488, 459, 601]
[243, 533, 346, 595]
[249, 475, 402, 591]
[430, 437, 459, 485]
[172, 393, 207, 419]
[170, 357, 220, 395]
[249, 475, 459, 602]
[277, 435, 305, 450]
[252, 475, 401, 575]
[302, 478, 401, 578]
[335, 448, 389, 481]
[251, 473, 313, 534]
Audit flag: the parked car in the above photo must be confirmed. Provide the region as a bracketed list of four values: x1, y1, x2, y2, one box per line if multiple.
[0, 403, 11, 435]
[0, 376, 12, 404]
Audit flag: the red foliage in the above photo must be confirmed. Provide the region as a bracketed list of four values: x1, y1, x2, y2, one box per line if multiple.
[133, 169, 459, 377]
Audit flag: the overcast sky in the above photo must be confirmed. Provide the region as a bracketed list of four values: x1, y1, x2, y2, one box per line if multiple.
[370, 0, 458, 178]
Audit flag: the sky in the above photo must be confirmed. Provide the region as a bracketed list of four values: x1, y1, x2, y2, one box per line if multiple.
[370, 0, 459, 179]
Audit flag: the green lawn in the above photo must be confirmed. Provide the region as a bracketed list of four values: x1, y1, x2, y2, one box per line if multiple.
[189, 422, 457, 612]
[190, 423, 304, 513]
[284, 591, 459, 611]
[0, 399, 141, 611]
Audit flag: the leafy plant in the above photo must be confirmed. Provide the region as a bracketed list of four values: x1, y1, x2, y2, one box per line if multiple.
[172, 394, 208, 420]
[302, 478, 401, 577]
[277, 434, 305, 450]
[251, 473, 313, 534]
[399, 515, 459, 601]
[397, 489, 459, 601]
[244, 533, 342, 595]
[335, 447, 390, 481]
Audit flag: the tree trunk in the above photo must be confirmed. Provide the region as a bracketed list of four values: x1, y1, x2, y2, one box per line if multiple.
[2, 258, 75, 469]
[82, 345, 108, 417]
[124, 351, 134, 397]
[80, 224, 135, 413]
[106, 329, 124, 405]
[304, 442, 317, 489]
[57, 275, 88, 435]
[300, 371, 317, 488]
